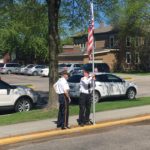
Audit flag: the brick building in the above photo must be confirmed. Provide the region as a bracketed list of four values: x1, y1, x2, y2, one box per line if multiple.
[59, 23, 149, 71]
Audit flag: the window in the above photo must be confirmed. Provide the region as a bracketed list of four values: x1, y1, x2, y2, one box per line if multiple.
[135, 52, 140, 64]
[106, 74, 122, 82]
[126, 37, 131, 47]
[83, 63, 110, 73]
[0, 80, 12, 89]
[0, 63, 4, 67]
[74, 64, 82, 67]
[94, 40, 96, 48]
[6, 63, 19, 67]
[96, 75, 108, 82]
[126, 52, 131, 64]
[68, 75, 83, 83]
[109, 35, 114, 48]
[66, 64, 71, 67]
[27, 65, 34, 68]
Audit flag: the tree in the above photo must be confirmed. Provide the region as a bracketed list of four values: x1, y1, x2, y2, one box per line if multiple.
[0, 0, 49, 64]
[46, 0, 118, 108]
[105, 0, 150, 71]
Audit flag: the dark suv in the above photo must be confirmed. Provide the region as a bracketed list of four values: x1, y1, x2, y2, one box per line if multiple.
[82, 63, 110, 73]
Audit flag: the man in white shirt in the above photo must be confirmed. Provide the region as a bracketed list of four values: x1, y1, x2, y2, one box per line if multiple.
[56, 70, 71, 129]
[78, 69, 95, 126]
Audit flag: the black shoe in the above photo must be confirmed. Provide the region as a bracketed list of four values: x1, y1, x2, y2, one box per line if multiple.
[79, 123, 84, 127]
[85, 122, 91, 125]
[61, 127, 67, 130]
[85, 119, 93, 125]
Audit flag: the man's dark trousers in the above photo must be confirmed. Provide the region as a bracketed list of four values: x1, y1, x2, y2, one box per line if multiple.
[57, 94, 69, 128]
[79, 93, 91, 124]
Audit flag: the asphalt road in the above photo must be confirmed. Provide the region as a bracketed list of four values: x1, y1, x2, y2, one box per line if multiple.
[3, 120, 150, 150]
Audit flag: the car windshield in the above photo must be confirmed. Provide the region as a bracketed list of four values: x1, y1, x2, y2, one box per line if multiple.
[0, 80, 13, 89]
[0, 63, 4, 67]
[68, 75, 83, 83]
[27, 65, 34, 68]
[58, 64, 66, 67]
[66, 64, 71, 67]
[83, 63, 110, 72]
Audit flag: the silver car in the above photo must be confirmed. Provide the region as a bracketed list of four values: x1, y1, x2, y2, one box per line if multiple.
[68, 73, 137, 103]
[25, 65, 47, 76]
[20, 64, 35, 74]
[0, 63, 21, 74]
[0, 80, 38, 112]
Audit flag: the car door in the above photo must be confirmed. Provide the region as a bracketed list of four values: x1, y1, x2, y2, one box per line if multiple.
[95, 74, 112, 97]
[106, 74, 126, 96]
[34, 65, 41, 74]
[0, 81, 14, 106]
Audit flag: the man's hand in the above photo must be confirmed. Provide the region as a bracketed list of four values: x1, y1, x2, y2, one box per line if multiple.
[68, 97, 71, 103]
[91, 74, 96, 80]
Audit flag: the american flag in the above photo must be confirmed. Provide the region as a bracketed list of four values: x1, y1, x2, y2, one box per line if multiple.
[87, 1, 94, 60]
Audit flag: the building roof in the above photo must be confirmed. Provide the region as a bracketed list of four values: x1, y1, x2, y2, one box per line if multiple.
[59, 51, 84, 57]
[72, 25, 115, 38]
[62, 45, 74, 49]
[94, 25, 114, 34]
[59, 48, 118, 57]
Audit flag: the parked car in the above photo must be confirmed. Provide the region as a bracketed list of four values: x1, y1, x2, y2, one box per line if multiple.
[20, 64, 35, 74]
[58, 63, 82, 74]
[70, 67, 83, 76]
[25, 65, 47, 76]
[40, 67, 49, 77]
[0, 80, 38, 112]
[68, 73, 137, 102]
[0, 63, 21, 74]
[82, 63, 110, 73]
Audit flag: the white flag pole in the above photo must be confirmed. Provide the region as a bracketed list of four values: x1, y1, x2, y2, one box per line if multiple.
[91, 1, 95, 125]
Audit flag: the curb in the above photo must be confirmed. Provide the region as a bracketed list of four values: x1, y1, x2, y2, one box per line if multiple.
[0, 114, 150, 146]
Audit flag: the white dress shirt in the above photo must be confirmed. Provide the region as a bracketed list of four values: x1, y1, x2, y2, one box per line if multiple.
[80, 76, 93, 94]
[56, 77, 70, 94]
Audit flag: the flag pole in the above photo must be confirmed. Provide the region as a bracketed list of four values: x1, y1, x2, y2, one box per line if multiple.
[92, 44, 95, 125]
[91, 0, 95, 125]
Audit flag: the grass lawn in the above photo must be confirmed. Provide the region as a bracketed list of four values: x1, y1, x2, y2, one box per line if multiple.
[0, 97, 150, 126]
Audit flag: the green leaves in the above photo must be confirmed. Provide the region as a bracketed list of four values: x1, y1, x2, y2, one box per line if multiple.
[0, 0, 48, 63]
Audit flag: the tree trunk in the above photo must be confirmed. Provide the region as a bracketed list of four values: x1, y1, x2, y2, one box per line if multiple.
[46, 0, 61, 109]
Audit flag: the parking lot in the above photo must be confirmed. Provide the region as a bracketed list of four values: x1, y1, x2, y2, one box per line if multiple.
[0, 73, 150, 99]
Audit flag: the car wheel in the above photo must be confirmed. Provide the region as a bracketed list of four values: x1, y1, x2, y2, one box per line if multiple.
[126, 88, 136, 99]
[7, 70, 11, 74]
[33, 71, 38, 76]
[91, 91, 100, 103]
[15, 98, 32, 112]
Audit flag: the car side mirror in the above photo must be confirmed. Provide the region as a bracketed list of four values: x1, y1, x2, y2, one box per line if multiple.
[7, 88, 11, 95]
[121, 79, 125, 82]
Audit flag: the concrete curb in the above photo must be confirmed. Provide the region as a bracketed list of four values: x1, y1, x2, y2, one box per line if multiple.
[0, 114, 150, 146]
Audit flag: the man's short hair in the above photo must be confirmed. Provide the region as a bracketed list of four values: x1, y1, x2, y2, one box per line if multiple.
[83, 69, 90, 74]
[61, 70, 69, 76]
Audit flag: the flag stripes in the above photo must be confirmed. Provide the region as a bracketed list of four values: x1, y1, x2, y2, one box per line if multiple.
[87, 1, 94, 60]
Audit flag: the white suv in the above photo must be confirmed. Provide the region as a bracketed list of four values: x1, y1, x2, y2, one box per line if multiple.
[68, 73, 137, 102]
[0, 80, 38, 112]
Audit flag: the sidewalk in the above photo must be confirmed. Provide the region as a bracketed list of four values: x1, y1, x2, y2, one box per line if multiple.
[0, 105, 150, 139]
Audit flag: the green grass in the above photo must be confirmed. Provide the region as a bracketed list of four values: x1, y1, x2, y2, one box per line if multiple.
[0, 97, 150, 126]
